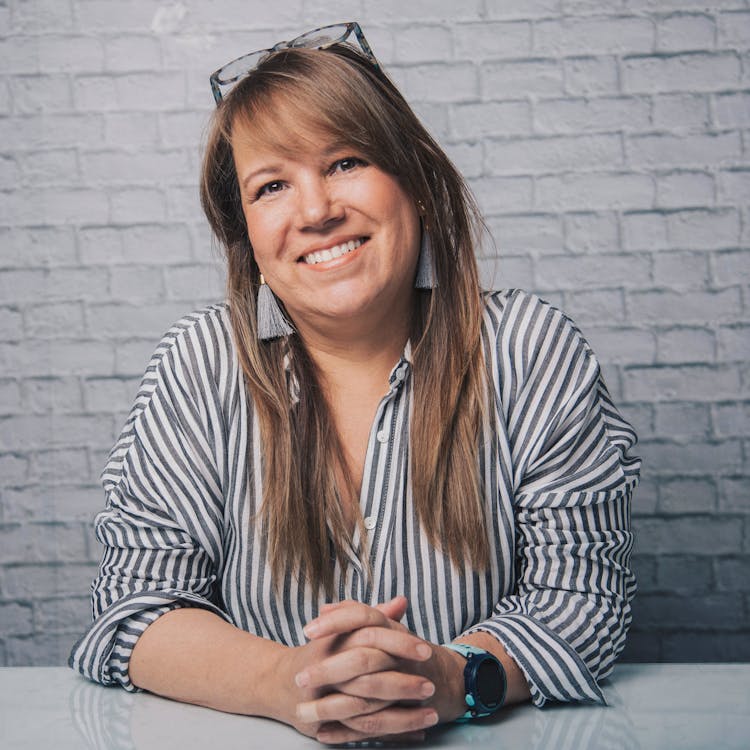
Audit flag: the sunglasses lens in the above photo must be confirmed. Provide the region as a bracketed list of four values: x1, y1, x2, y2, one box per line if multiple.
[217, 51, 268, 84]
[291, 24, 350, 48]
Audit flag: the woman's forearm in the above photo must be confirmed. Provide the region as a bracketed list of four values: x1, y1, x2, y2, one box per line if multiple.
[129, 608, 291, 721]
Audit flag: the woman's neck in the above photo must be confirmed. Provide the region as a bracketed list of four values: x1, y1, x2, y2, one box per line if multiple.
[294, 297, 415, 390]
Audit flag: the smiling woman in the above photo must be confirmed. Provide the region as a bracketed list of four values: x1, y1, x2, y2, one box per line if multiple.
[234, 136, 421, 334]
[69, 22, 640, 747]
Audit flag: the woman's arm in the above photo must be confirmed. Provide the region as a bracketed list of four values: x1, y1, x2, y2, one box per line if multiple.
[462, 294, 640, 706]
[69, 312, 232, 691]
[129, 608, 289, 719]
[129, 598, 437, 741]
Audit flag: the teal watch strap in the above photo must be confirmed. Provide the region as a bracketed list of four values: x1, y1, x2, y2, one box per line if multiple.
[444, 644, 506, 722]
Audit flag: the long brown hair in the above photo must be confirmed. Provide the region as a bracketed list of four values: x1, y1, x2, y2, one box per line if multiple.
[201, 45, 489, 596]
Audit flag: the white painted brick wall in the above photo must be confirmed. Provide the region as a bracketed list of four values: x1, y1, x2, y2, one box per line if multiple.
[1, 0, 748, 666]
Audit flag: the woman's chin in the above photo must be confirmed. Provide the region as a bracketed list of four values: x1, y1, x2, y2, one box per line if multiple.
[290, 294, 400, 334]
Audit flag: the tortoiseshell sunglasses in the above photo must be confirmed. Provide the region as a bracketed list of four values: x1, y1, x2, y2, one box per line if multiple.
[209, 21, 379, 105]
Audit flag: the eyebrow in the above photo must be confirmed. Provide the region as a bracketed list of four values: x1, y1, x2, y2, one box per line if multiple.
[240, 165, 283, 191]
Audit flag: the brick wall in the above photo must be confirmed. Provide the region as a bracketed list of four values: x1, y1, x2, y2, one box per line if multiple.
[0, 0, 748, 666]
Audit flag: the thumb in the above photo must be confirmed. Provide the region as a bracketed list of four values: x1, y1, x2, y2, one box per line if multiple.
[375, 595, 409, 623]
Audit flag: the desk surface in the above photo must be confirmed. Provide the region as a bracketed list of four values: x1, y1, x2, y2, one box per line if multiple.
[1, 664, 749, 749]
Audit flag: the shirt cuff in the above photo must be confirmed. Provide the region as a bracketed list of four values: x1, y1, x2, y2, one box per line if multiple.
[463, 614, 607, 707]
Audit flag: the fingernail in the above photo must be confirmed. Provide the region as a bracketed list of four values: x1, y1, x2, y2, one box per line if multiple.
[303, 621, 320, 638]
[295, 671, 309, 688]
[420, 681, 435, 698]
[416, 644, 432, 659]
[424, 711, 439, 727]
[296, 702, 317, 722]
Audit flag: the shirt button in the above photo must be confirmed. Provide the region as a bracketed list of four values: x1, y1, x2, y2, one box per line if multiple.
[376, 429, 388, 443]
[396, 367, 406, 381]
[364, 516, 376, 530]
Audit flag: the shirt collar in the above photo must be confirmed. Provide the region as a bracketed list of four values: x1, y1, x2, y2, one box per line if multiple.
[387, 340, 412, 390]
[284, 340, 412, 403]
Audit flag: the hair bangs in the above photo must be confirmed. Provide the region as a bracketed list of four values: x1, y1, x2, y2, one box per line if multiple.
[224, 48, 412, 181]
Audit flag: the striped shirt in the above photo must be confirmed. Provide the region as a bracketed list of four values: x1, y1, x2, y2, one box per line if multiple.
[69, 289, 640, 707]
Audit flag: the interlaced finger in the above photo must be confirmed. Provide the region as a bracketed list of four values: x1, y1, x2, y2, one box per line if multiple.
[304, 601, 402, 639]
[336, 670, 435, 702]
[296, 693, 390, 724]
[343, 624, 432, 662]
[297, 647, 399, 689]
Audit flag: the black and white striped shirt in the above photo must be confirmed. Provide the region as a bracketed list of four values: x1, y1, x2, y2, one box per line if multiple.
[69, 290, 640, 707]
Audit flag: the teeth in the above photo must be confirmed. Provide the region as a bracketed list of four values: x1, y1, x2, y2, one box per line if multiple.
[303, 238, 364, 265]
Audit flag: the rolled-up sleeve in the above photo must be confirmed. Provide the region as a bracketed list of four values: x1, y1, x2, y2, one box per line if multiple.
[69, 333, 229, 690]
[466, 296, 640, 706]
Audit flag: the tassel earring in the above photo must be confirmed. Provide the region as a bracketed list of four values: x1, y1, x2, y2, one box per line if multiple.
[415, 224, 437, 289]
[257, 274, 294, 340]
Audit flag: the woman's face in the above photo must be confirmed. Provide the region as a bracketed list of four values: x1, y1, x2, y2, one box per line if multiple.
[231, 117, 421, 335]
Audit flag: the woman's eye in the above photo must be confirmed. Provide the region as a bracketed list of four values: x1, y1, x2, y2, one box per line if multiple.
[331, 157, 365, 174]
[256, 181, 285, 199]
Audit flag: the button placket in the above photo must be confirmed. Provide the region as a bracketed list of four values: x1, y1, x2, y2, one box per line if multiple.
[361, 392, 397, 542]
[368, 415, 391, 533]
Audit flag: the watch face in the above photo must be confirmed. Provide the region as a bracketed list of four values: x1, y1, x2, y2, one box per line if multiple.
[476, 658, 503, 709]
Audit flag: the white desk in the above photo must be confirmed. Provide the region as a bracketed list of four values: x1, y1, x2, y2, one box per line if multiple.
[1, 665, 749, 749]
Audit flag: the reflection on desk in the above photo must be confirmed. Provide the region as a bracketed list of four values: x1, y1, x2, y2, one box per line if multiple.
[1, 664, 749, 749]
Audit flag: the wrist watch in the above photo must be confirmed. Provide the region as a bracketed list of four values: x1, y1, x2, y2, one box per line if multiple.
[443, 644, 507, 722]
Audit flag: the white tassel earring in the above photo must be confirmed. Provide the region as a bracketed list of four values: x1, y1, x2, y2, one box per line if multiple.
[257, 274, 294, 340]
[415, 222, 437, 290]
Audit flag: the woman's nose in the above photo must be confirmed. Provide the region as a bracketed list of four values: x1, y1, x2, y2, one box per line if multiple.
[296, 178, 343, 229]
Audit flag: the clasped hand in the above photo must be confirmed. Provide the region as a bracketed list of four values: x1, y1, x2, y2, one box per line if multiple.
[281, 596, 464, 745]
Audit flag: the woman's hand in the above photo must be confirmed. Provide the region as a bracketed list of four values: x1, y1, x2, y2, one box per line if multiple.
[293, 597, 467, 745]
[275, 597, 437, 742]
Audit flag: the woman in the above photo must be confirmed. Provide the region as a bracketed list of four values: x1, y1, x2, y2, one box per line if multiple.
[70, 23, 640, 745]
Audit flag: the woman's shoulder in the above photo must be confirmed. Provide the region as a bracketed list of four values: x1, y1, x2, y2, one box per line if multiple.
[480, 288, 594, 372]
[148, 302, 233, 369]
[481, 288, 580, 335]
[123, 303, 237, 425]
[103, 302, 238, 491]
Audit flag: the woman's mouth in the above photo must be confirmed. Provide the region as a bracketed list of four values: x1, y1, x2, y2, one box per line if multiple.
[300, 237, 367, 265]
